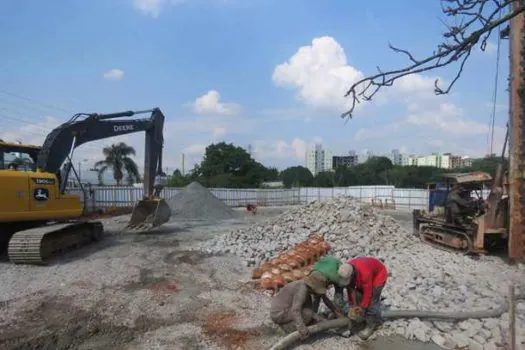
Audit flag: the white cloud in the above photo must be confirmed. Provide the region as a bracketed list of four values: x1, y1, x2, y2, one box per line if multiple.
[191, 90, 242, 116]
[183, 143, 207, 155]
[483, 41, 497, 54]
[0, 116, 58, 145]
[272, 36, 443, 114]
[133, 0, 185, 17]
[102, 69, 124, 81]
[272, 36, 364, 113]
[395, 74, 436, 94]
[252, 137, 324, 167]
[212, 126, 227, 138]
[353, 100, 506, 157]
[272, 35, 503, 159]
[405, 102, 489, 135]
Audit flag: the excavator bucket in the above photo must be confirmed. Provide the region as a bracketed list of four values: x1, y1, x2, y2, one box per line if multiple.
[127, 198, 172, 231]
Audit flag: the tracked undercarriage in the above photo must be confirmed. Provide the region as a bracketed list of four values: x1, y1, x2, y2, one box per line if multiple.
[2, 221, 103, 264]
[413, 210, 476, 254]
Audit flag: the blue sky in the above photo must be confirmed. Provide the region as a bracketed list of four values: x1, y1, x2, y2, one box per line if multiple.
[0, 0, 509, 180]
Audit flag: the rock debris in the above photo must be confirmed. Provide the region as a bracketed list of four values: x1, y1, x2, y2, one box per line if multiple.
[202, 195, 525, 349]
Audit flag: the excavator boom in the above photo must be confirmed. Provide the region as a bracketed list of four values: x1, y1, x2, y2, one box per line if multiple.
[36, 107, 171, 229]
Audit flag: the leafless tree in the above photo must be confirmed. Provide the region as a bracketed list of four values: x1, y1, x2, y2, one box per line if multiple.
[341, 0, 525, 120]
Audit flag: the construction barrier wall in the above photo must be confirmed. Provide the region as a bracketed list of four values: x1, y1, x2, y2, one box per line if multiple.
[66, 185, 491, 212]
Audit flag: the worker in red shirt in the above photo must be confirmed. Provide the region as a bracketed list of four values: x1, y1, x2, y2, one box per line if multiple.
[337, 256, 388, 340]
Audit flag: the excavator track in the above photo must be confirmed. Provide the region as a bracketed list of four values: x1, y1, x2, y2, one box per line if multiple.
[418, 223, 473, 255]
[7, 221, 103, 265]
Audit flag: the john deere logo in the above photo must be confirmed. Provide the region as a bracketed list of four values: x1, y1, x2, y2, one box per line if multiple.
[33, 188, 49, 201]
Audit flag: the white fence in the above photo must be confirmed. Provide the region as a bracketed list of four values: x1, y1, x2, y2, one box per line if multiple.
[68, 185, 431, 212]
[299, 186, 428, 211]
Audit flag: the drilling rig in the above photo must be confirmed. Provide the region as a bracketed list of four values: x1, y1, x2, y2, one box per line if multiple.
[412, 2, 525, 261]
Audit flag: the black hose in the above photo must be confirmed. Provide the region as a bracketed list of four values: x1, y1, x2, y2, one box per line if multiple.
[269, 319, 350, 350]
[269, 304, 509, 350]
[269, 292, 525, 350]
[380, 305, 507, 320]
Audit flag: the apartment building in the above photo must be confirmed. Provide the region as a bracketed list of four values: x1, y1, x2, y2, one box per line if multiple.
[305, 144, 333, 175]
[440, 153, 463, 169]
[333, 154, 359, 168]
[416, 153, 441, 167]
[389, 149, 404, 165]
[307, 146, 474, 171]
[461, 156, 473, 168]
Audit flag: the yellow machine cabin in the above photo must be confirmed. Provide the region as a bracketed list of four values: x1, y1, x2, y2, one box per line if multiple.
[0, 142, 82, 222]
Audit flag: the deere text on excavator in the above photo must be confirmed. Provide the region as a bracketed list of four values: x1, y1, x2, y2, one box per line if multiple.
[0, 108, 172, 265]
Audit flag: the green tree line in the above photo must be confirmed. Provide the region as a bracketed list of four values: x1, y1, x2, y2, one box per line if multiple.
[168, 142, 503, 189]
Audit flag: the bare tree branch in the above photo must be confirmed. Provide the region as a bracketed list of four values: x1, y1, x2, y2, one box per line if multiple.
[341, 0, 525, 120]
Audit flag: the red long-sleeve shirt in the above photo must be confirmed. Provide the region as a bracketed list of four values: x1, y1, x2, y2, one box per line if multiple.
[347, 257, 388, 309]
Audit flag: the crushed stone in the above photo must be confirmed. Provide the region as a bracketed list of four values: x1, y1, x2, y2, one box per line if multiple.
[201, 195, 525, 349]
[167, 181, 239, 221]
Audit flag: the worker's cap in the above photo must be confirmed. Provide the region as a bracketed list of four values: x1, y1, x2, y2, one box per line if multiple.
[304, 271, 328, 295]
[337, 263, 353, 286]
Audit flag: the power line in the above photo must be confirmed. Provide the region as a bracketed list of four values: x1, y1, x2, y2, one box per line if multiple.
[0, 89, 74, 114]
[0, 95, 64, 115]
[488, 8, 503, 156]
[0, 88, 144, 156]
[0, 90, 102, 151]
[0, 113, 109, 151]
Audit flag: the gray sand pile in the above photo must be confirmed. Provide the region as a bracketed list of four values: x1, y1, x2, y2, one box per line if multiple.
[167, 181, 238, 220]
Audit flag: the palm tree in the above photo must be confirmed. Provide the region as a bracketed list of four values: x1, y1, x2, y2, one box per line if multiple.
[95, 142, 141, 185]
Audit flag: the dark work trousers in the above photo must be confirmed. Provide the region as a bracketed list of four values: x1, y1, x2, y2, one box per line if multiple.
[354, 285, 384, 316]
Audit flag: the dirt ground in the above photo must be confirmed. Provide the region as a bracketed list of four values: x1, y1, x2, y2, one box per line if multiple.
[0, 207, 440, 350]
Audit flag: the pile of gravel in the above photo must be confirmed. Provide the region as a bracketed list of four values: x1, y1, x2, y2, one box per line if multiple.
[203, 196, 406, 266]
[201, 195, 525, 349]
[167, 182, 239, 221]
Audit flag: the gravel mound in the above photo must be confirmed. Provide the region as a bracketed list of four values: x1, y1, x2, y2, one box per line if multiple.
[167, 181, 238, 221]
[202, 196, 525, 349]
[203, 196, 405, 266]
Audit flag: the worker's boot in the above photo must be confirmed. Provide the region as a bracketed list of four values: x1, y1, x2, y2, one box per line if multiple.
[358, 317, 377, 340]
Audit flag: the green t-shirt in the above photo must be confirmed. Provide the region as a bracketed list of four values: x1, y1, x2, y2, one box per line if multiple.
[313, 255, 341, 285]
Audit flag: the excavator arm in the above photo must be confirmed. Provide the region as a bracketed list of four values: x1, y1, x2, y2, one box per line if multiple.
[35, 107, 171, 230]
[36, 108, 165, 198]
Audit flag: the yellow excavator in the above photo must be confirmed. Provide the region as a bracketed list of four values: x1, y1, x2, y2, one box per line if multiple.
[0, 108, 172, 265]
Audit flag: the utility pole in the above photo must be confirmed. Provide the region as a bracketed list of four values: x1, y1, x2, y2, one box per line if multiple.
[181, 153, 185, 175]
[508, 0, 525, 261]
[77, 159, 88, 185]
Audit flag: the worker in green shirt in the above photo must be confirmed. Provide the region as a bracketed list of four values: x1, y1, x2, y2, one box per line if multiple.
[311, 255, 349, 312]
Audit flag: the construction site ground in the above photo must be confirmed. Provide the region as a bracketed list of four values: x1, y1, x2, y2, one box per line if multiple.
[0, 207, 452, 350]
